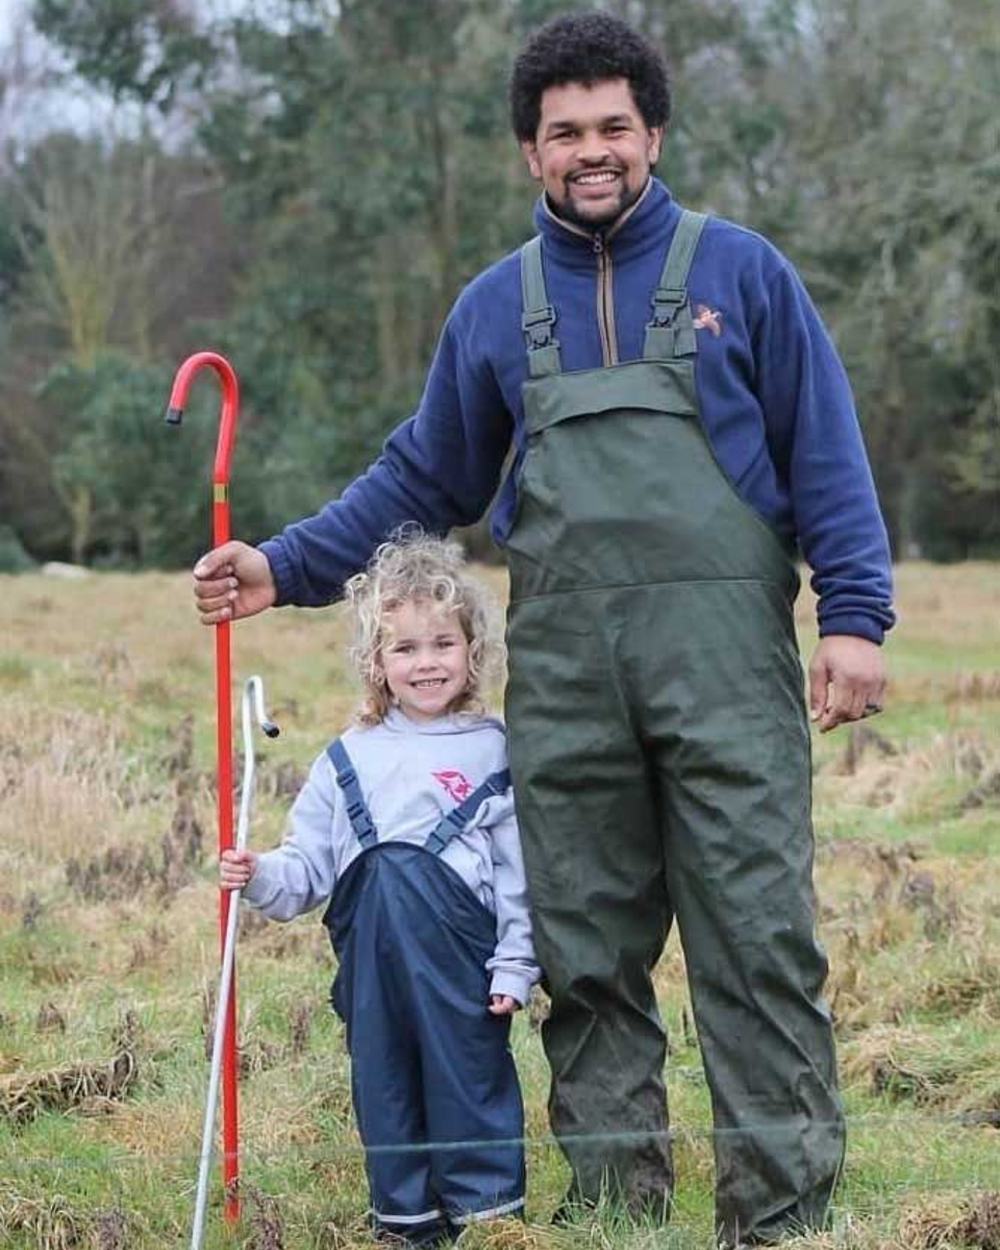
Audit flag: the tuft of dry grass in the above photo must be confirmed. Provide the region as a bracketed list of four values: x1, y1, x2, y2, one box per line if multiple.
[0, 1012, 138, 1126]
[815, 727, 1000, 823]
[0, 1187, 87, 1250]
[897, 1190, 1000, 1249]
[457, 1217, 552, 1248]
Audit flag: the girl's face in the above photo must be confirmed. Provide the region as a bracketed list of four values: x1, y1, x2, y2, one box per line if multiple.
[378, 599, 471, 723]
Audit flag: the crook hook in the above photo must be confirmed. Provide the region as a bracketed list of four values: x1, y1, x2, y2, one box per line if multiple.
[236, 676, 280, 853]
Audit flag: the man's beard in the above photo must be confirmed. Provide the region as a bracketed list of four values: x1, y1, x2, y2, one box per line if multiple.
[549, 176, 643, 231]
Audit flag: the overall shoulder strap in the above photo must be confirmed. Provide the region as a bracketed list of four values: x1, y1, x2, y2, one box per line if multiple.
[326, 739, 378, 849]
[423, 769, 511, 855]
[520, 236, 562, 378]
[643, 208, 708, 360]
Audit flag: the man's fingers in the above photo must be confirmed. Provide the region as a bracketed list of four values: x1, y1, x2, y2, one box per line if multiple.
[809, 636, 887, 734]
[193, 552, 233, 580]
[195, 586, 237, 613]
[815, 678, 854, 733]
[196, 596, 234, 624]
[847, 687, 869, 724]
[194, 540, 247, 579]
[199, 607, 232, 626]
[194, 574, 236, 598]
[808, 660, 831, 722]
[818, 681, 886, 733]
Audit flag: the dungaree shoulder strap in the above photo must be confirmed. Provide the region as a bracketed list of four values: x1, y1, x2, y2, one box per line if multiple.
[423, 769, 512, 855]
[326, 739, 378, 849]
[643, 209, 708, 360]
[520, 236, 562, 378]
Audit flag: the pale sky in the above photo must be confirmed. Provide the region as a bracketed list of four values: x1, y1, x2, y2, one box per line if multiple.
[0, 0, 339, 157]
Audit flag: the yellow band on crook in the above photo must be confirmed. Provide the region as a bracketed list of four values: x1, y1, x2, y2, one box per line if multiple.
[214, 483, 229, 504]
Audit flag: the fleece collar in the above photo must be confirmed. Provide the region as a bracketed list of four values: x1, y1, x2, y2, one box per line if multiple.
[532, 176, 681, 269]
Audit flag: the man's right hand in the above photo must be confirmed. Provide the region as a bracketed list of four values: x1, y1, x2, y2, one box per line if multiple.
[193, 541, 277, 625]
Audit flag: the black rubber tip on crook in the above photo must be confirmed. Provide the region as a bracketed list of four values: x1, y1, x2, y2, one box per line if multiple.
[165, 406, 184, 426]
[262, 722, 280, 739]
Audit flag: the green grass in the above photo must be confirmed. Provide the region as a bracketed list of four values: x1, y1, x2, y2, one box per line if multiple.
[1, 563, 998, 1248]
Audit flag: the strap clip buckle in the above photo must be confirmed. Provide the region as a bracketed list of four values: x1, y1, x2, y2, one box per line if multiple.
[649, 285, 687, 327]
[522, 305, 557, 348]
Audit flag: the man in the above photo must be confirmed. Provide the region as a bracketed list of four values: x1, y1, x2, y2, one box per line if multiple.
[193, 13, 893, 1246]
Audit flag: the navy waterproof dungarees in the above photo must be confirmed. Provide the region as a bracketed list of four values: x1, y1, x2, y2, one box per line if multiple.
[322, 740, 525, 1245]
[503, 211, 845, 1245]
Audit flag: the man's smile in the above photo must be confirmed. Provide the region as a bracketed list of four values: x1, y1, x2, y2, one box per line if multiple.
[570, 169, 621, 186]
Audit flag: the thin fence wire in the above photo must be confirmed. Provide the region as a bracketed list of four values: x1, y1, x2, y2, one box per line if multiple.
[2, 1107, 999, 1172]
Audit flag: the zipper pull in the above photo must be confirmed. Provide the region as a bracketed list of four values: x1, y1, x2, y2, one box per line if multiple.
[592, 233, 604, 255]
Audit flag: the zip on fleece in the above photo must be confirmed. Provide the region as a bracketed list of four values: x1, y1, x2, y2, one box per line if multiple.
[541, 189, 648, 370]
[593, 233, 618, 366]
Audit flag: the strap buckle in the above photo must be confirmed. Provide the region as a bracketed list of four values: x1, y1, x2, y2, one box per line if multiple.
[346, 801, 376, 843]
[649, 285, 687, 327]
[522, 305, 557, 348]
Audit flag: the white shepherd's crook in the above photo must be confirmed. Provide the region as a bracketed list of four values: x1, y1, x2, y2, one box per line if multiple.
[191, 676, 279, 1249]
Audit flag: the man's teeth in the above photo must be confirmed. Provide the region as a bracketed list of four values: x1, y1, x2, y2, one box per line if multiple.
[575, 171, 619, 184]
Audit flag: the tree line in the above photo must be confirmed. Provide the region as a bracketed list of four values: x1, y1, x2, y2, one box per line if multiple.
[0, 0, 996, 571]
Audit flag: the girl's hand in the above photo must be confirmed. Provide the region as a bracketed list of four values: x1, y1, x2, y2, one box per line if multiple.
[220, 848, 258, 890]
[488, 994, 520, 1016]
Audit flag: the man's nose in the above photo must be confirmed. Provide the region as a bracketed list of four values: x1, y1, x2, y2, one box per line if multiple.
[578, 129, 610, 161]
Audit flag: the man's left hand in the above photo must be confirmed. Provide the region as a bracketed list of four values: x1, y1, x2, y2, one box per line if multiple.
[808, 635, 886, 734]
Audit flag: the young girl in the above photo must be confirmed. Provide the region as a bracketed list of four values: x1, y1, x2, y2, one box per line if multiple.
[220, 533, 539, 1246]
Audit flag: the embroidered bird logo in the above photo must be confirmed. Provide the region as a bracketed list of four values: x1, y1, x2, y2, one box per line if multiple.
[693, 304, 723, 336]
[433, 769, 474, 802]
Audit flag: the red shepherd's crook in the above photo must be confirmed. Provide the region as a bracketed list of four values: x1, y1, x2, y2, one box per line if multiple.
[165, 352, 242, 1224]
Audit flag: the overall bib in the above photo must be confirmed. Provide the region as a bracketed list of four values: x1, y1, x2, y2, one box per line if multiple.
[323, 741, 525, 1245]
[504, 211, 844, 1244]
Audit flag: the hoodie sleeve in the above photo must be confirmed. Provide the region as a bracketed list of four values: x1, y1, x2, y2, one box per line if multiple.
[480, 792, 541, 1005]
[259, 299, 513, 607]
[242, 753, 340, 920]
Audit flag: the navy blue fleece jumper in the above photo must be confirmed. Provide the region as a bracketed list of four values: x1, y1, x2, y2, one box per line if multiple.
[261, 179, 894, 642]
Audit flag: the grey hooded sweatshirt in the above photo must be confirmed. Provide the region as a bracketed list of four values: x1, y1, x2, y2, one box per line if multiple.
[243, 707, 540, 1006]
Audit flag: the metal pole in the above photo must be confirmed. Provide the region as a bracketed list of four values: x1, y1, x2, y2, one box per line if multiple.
[190, 678, 279, 1250]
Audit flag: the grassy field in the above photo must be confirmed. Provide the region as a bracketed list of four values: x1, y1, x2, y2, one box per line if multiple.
[1, 562, 998, 1249]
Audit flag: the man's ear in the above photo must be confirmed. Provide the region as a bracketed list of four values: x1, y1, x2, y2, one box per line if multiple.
[520, 139, 542, 181]
[647, 126, 664, 166]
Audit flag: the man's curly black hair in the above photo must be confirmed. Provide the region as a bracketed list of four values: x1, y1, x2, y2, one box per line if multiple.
[509, 10, 671, 142]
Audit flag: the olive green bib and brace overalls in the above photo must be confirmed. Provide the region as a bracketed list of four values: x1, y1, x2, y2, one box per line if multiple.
[503, 211, 845, 1245]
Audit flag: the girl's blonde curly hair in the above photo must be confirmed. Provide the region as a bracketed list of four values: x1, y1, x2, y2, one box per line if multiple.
[344, 529, 499, 726]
